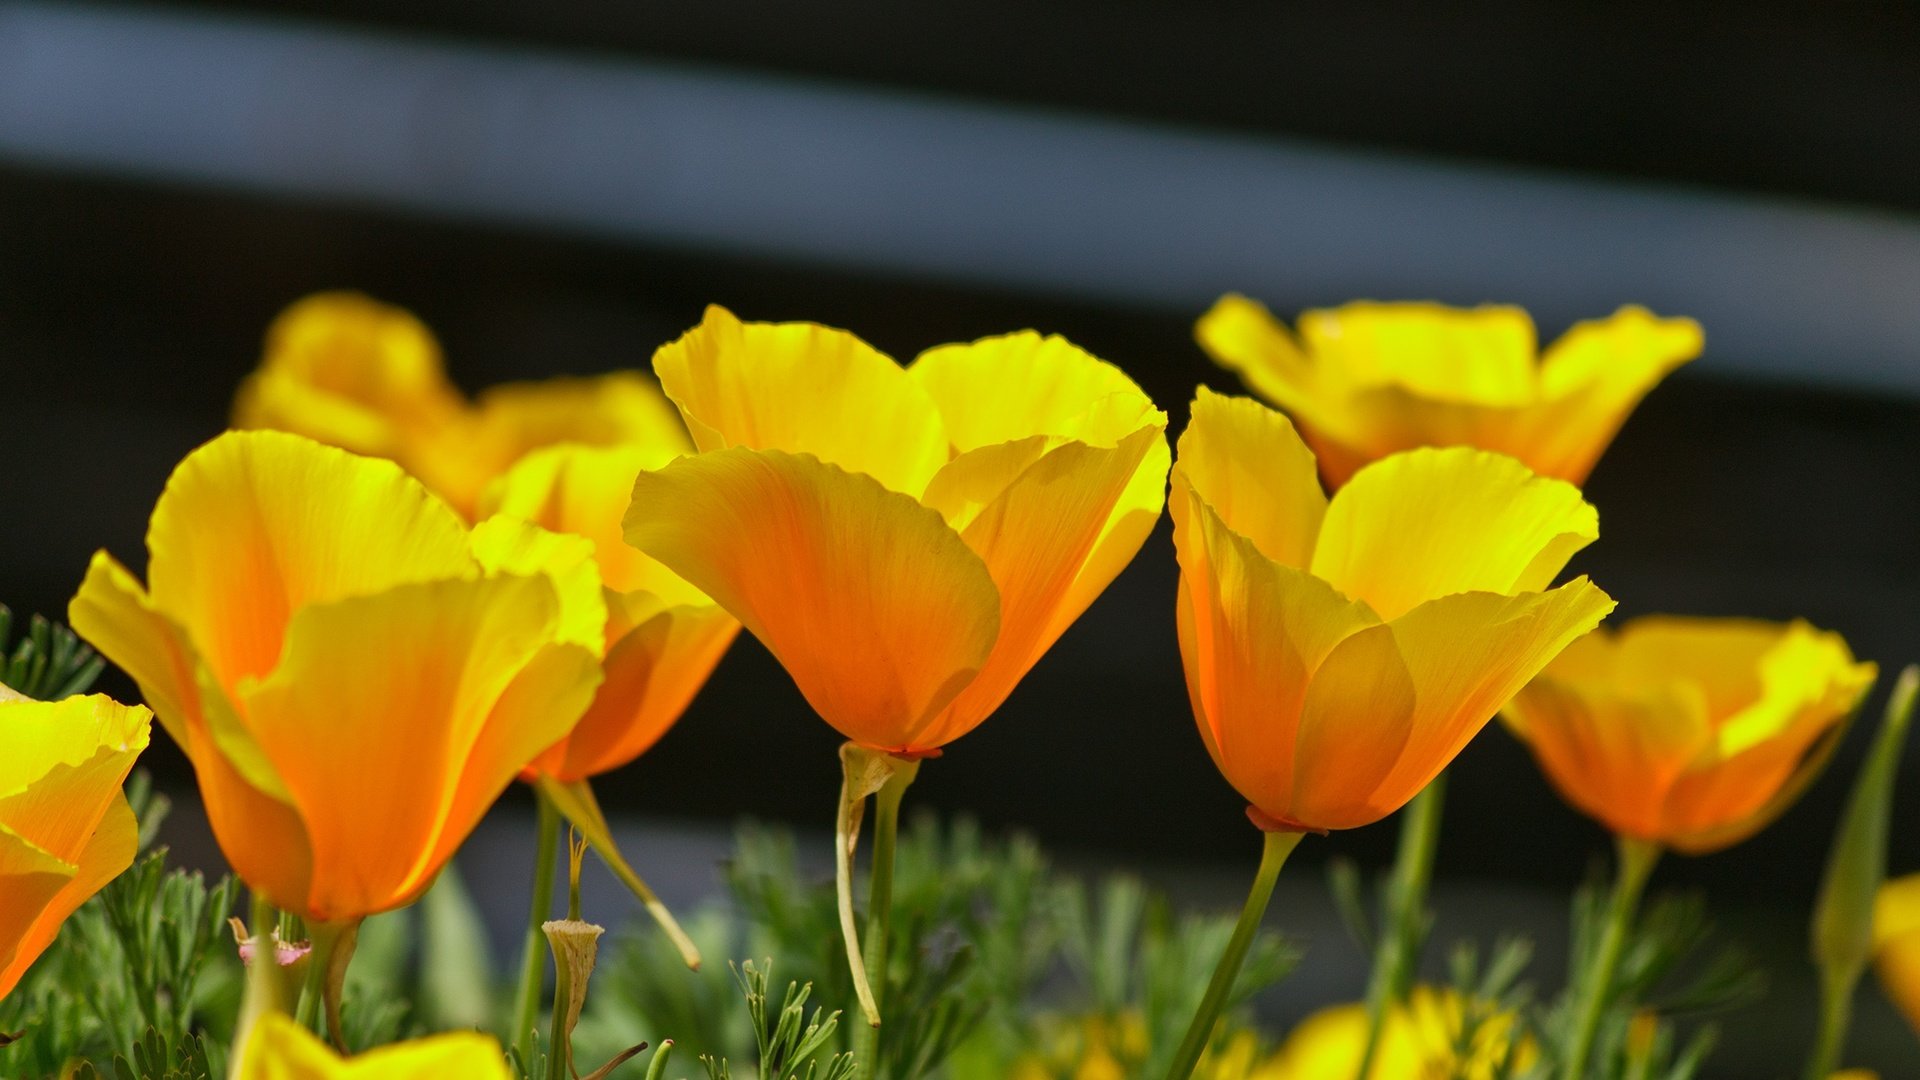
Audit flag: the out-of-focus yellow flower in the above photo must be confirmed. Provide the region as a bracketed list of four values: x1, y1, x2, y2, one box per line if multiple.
[233, 292, 465, 464]
[626, 305, 1169, 755]
[1873, 873, 1920, 1037]
[480, 444, 739, 781]
[1269, 987, 1534, 1079]
[1196, 296, 1701, 487]
[0, 688, 150, 999]
[1010, 1012, 1284, 1080]
[70, 431, 603, 922]
[1502, 617, 1874, 853]
[238, 1011, 510, 1079]
[233, 292, 687, 517]
[1172, 389, 1612, 832]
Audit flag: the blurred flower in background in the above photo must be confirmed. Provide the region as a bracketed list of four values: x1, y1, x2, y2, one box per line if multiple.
[233, 291, 687, 517]
[1196, 296, 1700, 487]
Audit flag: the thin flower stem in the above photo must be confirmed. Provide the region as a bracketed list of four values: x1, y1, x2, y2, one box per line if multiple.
[1163, 828, 1306, 1080]
[229, 891, 281, 1080]
[1563, 836, 1661, 1080]
[852, 770, 913, 1080]
[1803, 968, 1854, 1080]
[294, 921, 324, 1031]
[513, 790, 562, 1063]
[546, 951, 574, 1080]
[1352, 774, 1448, 1080]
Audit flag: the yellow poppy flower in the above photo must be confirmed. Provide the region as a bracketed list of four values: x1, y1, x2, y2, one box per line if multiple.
[1196, 296, 1701, 487]
[233, 292, 465, 465]
[1269, 987, 1534, 1079]
[0, 688, 150, 999]
[237, 1011, 510, 1079]
[479, 443, 739, 781]
[233, 292, 687, 517]
[1873, 873, 1920, 1037]
[69, 430, 603, 922]
[1502, 617, 1874, 853]
[1172, 388, 1612, 832]
[628, 304, 1170, 754]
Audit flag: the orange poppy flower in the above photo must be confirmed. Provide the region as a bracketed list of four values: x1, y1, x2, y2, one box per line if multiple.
[1503, 616, 1874, 853]
[0, 689, 151, 1000]
[1172, 389, 1613, 832]
[1196, 296, 1701, 487]
[69, 431, 604, 922]
[627, 305, 1169, 755]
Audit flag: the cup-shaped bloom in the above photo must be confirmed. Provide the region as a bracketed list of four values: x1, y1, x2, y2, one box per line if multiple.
[1501, 617, 1874, 853]
[0, 689, 150, 999]
[238, 1011, 511, 1079]
[69, 430, 605, 922]
[1173, 388, 1613, 832]
[479, 443, 739, 781]
[233, 291, 687, 517]
[1874, 874, 1920, 1037]
[1196, 296, 1701, 487]
[1270, 987, 1533, 1078]
[625, 305, 1169, 754]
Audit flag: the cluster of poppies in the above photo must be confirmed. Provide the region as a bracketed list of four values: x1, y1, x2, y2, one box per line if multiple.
[0, 288, 1903, 1078]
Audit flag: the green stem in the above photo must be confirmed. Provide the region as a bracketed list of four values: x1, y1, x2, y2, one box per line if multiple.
[1352, 775, 1447, 1080]
[852, 768, 913, 1080]
[1803, 967, 1854, 1080]
[229, 892, 282, 1080]
[1564, 836, 1661, 1080]
[294, 922, 324, 1031]
[513, 791, 562, 1062]
[546, 953, 575, 1080]
[1163, 828, 1306, 1080]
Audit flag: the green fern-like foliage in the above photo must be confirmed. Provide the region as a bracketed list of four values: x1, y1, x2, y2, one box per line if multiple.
[0, 604, 105, 700]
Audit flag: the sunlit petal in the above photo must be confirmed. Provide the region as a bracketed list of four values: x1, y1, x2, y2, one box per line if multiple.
[627, 448, 1000, 751]
[1311, 447, 1597, 620]
[653, 305, 950, 496]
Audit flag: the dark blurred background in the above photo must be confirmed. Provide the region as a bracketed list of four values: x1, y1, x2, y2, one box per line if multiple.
[4, 1, 1919, 1073]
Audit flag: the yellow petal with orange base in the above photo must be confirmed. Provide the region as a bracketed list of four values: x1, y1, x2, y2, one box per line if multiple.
[239, 577, 598, 919]
[653, 305, 950, 497]
[626, 448, 1000, 752]
[238, 1011, 511, 1079]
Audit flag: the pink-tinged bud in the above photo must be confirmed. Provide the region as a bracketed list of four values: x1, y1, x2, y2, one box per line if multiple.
[229, 917, 312, 967]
